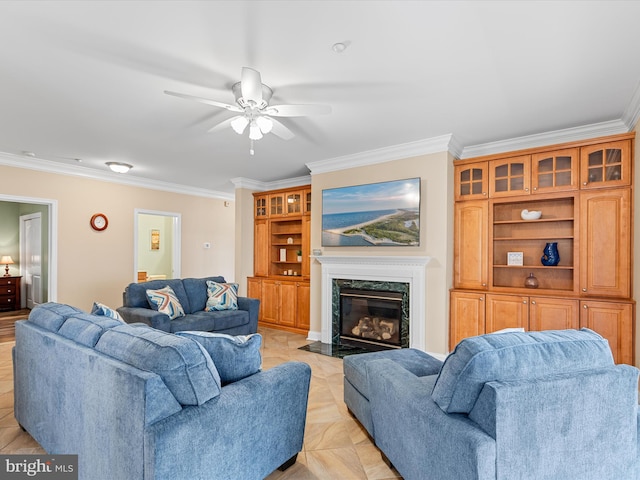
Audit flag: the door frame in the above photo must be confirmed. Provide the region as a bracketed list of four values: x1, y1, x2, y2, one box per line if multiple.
[0, 194, 57, 304]
[133, 209, 181, 282]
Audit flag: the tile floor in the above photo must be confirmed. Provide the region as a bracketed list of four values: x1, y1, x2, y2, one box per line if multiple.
[0, 327, 401, 480]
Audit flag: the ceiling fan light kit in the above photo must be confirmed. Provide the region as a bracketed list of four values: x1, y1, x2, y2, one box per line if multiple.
[165, 67, 331, 155]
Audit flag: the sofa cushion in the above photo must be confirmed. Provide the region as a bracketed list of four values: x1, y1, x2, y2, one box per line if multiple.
[58, 313, 123, 347]
[168, 310, 250, 333]
[182, 276, 226, 312]
[146, 286, 185, 320]
[205, 281, 239, 311]
[125, 279, 192, 313]
[95, 324, 221, 406]
[27, 302, 86, 332]
[431, 328, 614, 414]
[91, 301, 125, 322]
[177, 331, 262, 384]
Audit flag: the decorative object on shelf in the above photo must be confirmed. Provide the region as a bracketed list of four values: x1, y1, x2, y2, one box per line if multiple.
[287, 237, 294, 244]
[520, 209, 542, 220]
[524, 273, 539, 288]
[541, 242, 560, 266]
[1, 256, 13, 277]
[507, 252, 524, 266]
[296, 250, 302, 262]
[279, 248, 287, 262]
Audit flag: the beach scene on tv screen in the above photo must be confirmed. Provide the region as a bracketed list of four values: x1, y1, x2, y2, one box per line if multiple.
[322, 178, 420, 246]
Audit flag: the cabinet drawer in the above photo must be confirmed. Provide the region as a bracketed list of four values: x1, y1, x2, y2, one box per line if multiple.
[0, 285, 17, 295]
[0, 278, 18, 287]
[0, 295, 15, 306]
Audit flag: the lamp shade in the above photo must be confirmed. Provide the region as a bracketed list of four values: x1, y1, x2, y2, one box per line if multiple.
[0, 256, 14, 265]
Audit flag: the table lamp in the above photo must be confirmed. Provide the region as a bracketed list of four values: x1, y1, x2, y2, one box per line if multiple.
[1, 256, 14, 277]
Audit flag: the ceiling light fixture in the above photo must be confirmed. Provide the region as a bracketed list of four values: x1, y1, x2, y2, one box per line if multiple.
[106, 162, 133, 173]
[249, 121, 263, 141]
[332, 42, 348, 53]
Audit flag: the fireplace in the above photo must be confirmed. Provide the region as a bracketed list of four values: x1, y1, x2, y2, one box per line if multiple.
[334, 280, 409, 351]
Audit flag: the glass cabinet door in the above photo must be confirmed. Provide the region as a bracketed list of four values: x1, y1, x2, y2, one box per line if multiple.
[454, 162, 487, 201]
[580, 140, 630, 189]
[255, 195, 268, 218]
[286, 193, 302, 215]
[531, 148, 578, 193]
[270, 194, 284, 216]
[489, 156, 530, 197]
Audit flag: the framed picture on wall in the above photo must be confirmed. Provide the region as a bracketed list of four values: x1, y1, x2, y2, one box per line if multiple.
[151, 229, 160, 250]
[321, 177, 421, 246]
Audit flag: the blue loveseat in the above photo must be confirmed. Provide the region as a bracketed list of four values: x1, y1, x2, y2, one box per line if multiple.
[346, 329, 640, 480]
[117, 276, 259, 334]
[14, 302, 311, 480]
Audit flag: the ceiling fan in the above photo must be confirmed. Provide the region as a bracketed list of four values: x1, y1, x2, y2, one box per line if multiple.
[165, 67, 331, 154]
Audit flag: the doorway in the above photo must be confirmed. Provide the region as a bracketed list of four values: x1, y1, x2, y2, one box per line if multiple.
[134, 209, 181, 282]
[0, 194, 57, 306]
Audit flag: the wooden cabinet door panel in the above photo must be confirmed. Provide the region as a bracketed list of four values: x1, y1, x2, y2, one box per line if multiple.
[580, 301, 633, 365]
[279, 281, 297, 327]
[454, 201, 488, 289]
[529, 297, 579, 331]
[531, 148, 578, 193]
[489, 156, 531, 198]
[486, 294, 528, 332]
[254, 219, 269, 277]
[580, 140, 631, 189]
[261, 280, 280, 324]
[580, 189, 630, 297]
[455, 162, 488, 201]
[449, 291, 485, 350]
[296, 283, 311, 330]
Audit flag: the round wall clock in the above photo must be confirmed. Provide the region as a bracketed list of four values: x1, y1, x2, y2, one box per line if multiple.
[90, 213, 109, 231]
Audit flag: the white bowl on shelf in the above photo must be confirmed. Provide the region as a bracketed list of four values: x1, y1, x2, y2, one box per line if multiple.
[520, 209, 542, 220]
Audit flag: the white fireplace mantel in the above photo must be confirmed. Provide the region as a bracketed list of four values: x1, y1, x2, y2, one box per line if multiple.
[313, 255, 431, 350]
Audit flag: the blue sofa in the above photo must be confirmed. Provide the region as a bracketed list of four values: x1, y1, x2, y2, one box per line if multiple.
[346, 329, 640, 480]
[117, 276, 259, 334]
[14, 302, 311, 480]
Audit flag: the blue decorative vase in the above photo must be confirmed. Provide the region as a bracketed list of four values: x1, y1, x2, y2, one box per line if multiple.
[541, 242, 560, 266]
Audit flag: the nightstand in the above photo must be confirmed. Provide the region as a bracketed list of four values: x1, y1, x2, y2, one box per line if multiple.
[0, 276, 21, 311]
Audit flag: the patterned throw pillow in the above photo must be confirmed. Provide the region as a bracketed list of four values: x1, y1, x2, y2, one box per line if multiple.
[205, 281, 239, 311]
[146, 286, 185, 320]
[91, 301, 124, 322]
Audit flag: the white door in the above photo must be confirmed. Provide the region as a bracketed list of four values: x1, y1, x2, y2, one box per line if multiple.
[20, 213, 42, 308]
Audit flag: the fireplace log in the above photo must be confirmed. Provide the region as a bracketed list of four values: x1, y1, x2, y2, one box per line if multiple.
[351, 316, 396, 341]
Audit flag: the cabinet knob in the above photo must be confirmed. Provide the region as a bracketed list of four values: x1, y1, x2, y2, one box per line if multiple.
[583, 304, 588, 309]
[582, 288, 587, 292]
[482, 283, 487, 287]
[525, 188, 529, 192]
[533, 187, 537, 191]
[483, 192, 487, 196]
[583, 182, 588, 186]
[531, 300, 536, 305]
[523, 300, 527, 304]
[479, 297, 484, 301]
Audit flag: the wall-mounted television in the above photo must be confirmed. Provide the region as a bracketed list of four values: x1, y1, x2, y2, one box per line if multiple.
[322, 177, 421, 246]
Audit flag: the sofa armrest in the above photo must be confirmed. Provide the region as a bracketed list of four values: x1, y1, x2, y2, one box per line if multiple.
[146, 361, 311, 480]
[237, 296, 259, 333]
[116, 307, 171, 332]
[367, 358, 496, 480]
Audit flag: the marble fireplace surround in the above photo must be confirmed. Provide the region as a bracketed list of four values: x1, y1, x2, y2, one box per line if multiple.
[314, 255, 431, 351]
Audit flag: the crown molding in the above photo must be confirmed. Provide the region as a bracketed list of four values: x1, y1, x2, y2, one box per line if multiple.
[460, 119, 630, 159]
[622, 79, 640, 130]
[306, 134, 458, 175]
[231, 175, 311, 191]
[0, 152, 234, 201]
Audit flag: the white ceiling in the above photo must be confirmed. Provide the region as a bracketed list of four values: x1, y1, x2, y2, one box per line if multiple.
[1, 1, 640, 197]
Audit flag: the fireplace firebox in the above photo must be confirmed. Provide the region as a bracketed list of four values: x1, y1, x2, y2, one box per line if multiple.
[332, 278, 410, 352]
[340, 289, 403, 348]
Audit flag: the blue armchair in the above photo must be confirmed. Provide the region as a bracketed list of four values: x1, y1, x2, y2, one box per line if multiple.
[364, 329, 640, 480]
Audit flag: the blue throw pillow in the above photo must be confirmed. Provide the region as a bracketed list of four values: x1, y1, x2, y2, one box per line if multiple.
[205, 281, 239, 311]
[176, 331, 262, 385]
[146, 285, 185, 320]
[91, 301, 125, 322]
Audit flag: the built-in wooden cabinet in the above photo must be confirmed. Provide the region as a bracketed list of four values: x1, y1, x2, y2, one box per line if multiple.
[450, 133, 635, 364]
[249, 185, 311, 335]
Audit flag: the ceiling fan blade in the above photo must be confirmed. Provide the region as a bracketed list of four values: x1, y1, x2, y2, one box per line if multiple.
[241, 67, 263, 105]
[164, 90, 242, 112]
[264, 104, 332, 117]
[207, 116, 239, 134]
[269, 118, 295, 140]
